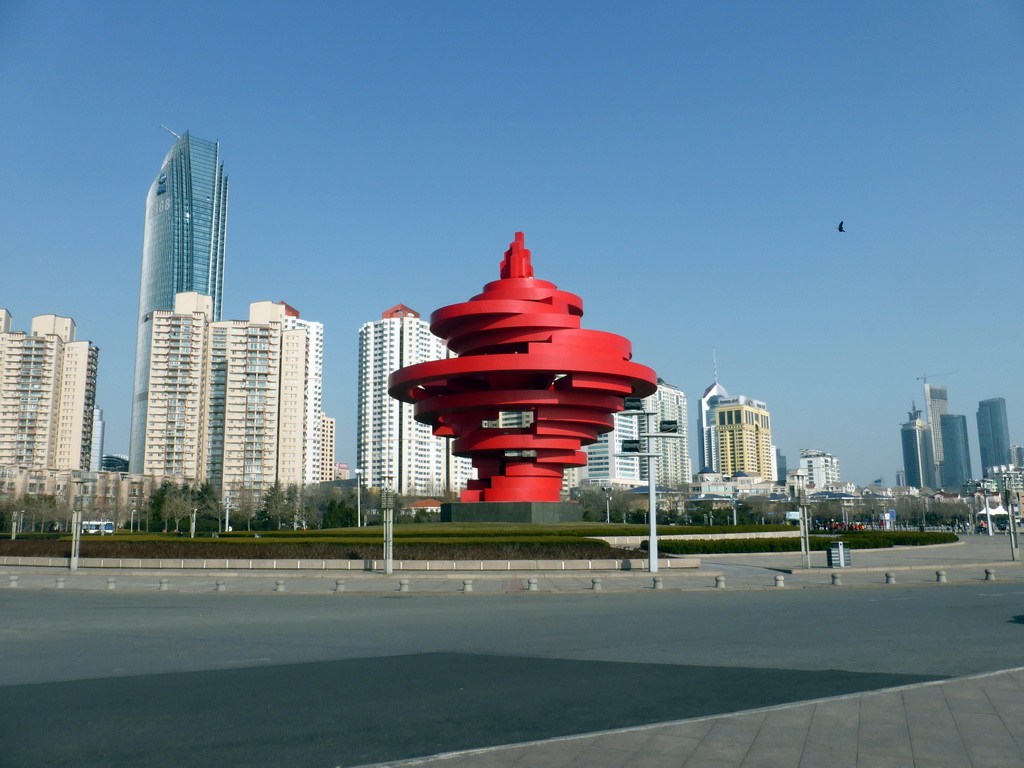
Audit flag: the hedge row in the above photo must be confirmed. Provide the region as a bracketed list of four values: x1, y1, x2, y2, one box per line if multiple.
[0, 538, 631, 561]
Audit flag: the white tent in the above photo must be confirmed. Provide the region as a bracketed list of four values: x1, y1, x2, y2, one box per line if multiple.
[977, 505, 1009, 516]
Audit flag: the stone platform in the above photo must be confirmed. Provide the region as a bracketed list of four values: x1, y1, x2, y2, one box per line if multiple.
[441, 501, 582, 524]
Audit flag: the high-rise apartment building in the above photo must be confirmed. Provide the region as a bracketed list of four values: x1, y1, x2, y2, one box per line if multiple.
[140, 293, 317, 504]
[977, 398, 1011, 476]
[939, 413, 972, 489]
[800, 449, 841, 489]
[924, 383, 948, 488]
[580, 410, 642, 488]
[901, 405, 935, 489]
[1011, 445, 1024, 469]
[644, 378, 690, 488]
[130, 131, 228, 472]
[89, 407, 104, 471]
[357, 305, 472, 495]
[0, 311, 98, 471]
[318, 413, 335, 482]
[713, 395, 773, 480]
[250, 302, 324, 485]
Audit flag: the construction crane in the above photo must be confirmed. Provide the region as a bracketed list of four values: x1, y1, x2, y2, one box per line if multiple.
[916, 372, 953, 385]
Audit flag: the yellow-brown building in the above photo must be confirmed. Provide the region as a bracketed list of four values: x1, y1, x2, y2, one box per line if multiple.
[714, 396, 774, 481]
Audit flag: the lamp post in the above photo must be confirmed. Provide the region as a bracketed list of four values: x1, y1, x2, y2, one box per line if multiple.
[69, 478, 83, 572]
[603, 487, 612, 524]
[381, 476, 394, 574]
[617, 398, 683, 574]
[788, 469, 811, 569]
[1005, 488, 1019, 561]
[355, 468, 363, 528]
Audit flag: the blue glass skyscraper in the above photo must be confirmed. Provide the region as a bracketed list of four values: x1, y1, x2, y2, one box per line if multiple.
[977, 397, 1011, 476]
[939, 413, 971, 490]
[129, 131, 228, 472]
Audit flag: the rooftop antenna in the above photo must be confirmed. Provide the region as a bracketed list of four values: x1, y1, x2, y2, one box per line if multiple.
[160, 125, 181, 139]
[712, 348, 718, 384]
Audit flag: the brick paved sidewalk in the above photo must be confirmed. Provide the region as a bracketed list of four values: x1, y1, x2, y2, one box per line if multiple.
[360, 667, 1024, 768]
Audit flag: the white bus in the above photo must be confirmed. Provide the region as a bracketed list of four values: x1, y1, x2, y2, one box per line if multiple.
[81, 520, 114, 534]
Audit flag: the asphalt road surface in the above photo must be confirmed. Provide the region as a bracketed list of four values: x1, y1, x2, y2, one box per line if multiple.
[4, 584, 1024, 767]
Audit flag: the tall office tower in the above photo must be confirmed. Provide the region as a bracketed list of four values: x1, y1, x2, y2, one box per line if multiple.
[799, 449, 841, 489]
[977, 398, 1011, 476]
[141, 293, 314, 503]
[775, 447, 787, 484]
[89, 408, 105, 471]
[901, 405, 935, 489]
[923, 383, 948, 488]
[642, 378, 690, 488]
[713, 395, 773, 479]
[698, 379, 729, 473]
[0, 312, 99, 470]
[250, 302, 324, 485]
[939, 414, 972, 489]
[130, 130, 228, 473]
[580, 410, 642, 487]
[357, 305, 472, 495]
[318, 413, 335, 482]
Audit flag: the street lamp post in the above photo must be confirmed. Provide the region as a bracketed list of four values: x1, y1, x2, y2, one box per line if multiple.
[381, 476, 394, 574]
[617, 399, 683, 574]
[355, 468, 363, 528]
[69, 478, 83, 571]
[603, 487, 612, 524]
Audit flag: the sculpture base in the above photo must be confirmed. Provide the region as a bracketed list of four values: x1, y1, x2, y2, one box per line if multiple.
[441, 501, 582, 524]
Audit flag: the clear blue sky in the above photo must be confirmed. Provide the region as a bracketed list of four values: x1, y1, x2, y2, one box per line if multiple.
[2, 1, 1021, 485]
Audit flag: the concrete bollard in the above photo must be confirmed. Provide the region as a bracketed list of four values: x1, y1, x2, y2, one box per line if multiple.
[55, 577, 65, 589]
[652, 576, 664, 590]
[158, 578, 169, 591]
[985, 568, 995, 582]
[215, 580, 226, 592]
[885, 572, 896, 584]
[399, 578, 410, 592]
[106, 578, 116, 591]
[334, 579, 346, 593]
[714, 575, 725, 589]
[774, 575, 785, 588]
[462, 578, 474, 593]
[275, 579, 286, 592]
[527, 578, 538, 591]
[592, 577, 602, 592]
[831, 573, 842, 586]
[8, 575, 18, 589]
[936, 570, 947, 583]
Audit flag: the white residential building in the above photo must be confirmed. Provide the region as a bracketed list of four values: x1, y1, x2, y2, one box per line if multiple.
[643, 378, 691, 488]
[141, 293, 321, 504]
[580, 410, 642, 489]
[800, 448, 842, 490]
[0, 310, 98, 471]
[357, 304, 473, 495]
[250, 301, 324, 485]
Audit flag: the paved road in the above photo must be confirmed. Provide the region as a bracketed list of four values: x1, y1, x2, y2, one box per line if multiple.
[4, 574, 1024, 767]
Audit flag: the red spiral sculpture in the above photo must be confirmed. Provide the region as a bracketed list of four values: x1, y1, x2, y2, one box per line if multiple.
[388, 233, 657, 503]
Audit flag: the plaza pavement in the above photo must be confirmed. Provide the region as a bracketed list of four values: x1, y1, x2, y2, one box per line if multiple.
[5, 533, 1024, 767]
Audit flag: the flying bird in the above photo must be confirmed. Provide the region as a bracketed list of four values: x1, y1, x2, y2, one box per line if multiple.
[837, 221, 845, 232]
